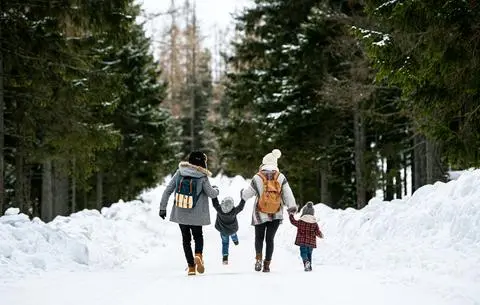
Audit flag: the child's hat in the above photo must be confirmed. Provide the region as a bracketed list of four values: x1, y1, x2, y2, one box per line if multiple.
[220, 197, 235, 213]
[301, 201, 315, 216]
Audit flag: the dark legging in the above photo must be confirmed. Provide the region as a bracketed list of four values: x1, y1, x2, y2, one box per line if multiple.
[254, 219, 281, 261]
[179, 224, 203, 266]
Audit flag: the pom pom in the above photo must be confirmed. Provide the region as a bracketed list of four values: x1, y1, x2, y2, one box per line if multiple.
[272, 149, 282, 159]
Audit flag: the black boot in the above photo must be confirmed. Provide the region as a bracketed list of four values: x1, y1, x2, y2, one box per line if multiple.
[262, 260, 271, 273]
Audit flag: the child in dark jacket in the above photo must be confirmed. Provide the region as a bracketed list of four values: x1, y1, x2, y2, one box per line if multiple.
[212, 196, 245, 264]
[288, 201, 323, 271]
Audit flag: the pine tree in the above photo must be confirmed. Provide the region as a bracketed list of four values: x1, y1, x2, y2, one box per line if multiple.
[83, 4, 177, 207]
[361, 0, 480, 168]
[221, 0, 415, 207]
[223, 0, 361, 206]
[1, 0, 175, 219]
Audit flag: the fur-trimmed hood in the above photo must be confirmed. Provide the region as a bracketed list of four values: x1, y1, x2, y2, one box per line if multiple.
[299, 214, 317, 224]
[179, 161, 212, 177]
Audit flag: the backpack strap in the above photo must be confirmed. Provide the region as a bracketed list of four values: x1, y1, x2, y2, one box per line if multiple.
[177, 177, 184, 193]
[257, 171, 267, 183]
[257, 171, 280, 182]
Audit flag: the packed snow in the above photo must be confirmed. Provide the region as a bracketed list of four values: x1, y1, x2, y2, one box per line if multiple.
[1, 171, 479, 305]
[0, 198, 166, 279]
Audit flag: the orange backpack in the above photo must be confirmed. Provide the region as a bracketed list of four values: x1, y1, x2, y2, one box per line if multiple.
[257, 171, 282, 214]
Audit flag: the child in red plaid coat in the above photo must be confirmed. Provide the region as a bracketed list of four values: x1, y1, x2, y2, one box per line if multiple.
[288, 201, 323, 271]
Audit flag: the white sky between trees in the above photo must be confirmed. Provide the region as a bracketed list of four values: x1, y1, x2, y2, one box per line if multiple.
[137, 0, 253, 61]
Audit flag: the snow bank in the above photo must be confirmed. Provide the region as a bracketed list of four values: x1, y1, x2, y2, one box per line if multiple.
[2, 167, 480, 303]
[0, 173, 251, 281]
[0, 185, 167, 280]
[281, 169, 480, 286]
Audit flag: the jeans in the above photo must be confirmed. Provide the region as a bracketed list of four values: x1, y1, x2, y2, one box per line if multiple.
[220, 233, 239, 256]
[179, 224, 203, 267]
[254, 219, 281, 261]
[299, 245, 313, 262]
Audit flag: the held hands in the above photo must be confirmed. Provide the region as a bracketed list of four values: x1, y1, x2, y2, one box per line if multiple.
[159, 209, 167, 219]
[287, 206, 298, 214]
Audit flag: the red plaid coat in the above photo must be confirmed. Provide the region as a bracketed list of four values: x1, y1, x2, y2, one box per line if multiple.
[289, 214, 323, 248]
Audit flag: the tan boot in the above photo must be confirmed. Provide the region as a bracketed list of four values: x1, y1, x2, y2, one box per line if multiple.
[194, 253, 205, 274]
[187, 265, 196, 276]
[262, 260, 271, 273]
[254, 253, 262, 272]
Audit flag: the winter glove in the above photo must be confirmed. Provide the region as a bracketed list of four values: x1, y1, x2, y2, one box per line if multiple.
[159, 209, 167, 219]
[212, 185, 219, 192]
[287, 206, 297, 214]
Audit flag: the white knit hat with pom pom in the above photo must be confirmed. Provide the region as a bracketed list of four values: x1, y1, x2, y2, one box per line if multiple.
[262, 149, 282, 169]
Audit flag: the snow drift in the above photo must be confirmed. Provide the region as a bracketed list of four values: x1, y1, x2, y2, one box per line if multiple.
[309, 170, 480, 280]
[0, 174, 246, 281]
[0, 185, 167, 280]
[278, 169, 480, 303]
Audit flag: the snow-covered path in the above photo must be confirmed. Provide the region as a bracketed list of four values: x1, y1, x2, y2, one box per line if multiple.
[1, 172, 480, 305]
[0, 220, 452, 305]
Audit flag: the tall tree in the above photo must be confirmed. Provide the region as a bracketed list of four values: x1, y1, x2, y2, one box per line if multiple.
[0, 2, 4, 212]
[1, 0, 175, 219]
[362, 0, 480, 169]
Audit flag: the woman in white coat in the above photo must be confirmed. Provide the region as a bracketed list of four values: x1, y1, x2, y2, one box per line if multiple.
[241, 149, 298, 272]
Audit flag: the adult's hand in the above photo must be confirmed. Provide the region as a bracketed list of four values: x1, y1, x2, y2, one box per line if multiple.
[159, 209, 167, 219]
[287, 206, 297, 214]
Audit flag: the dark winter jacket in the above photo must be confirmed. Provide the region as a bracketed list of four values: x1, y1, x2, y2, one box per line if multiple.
[289, 214, 323, 248]
[212, 197, 245, 235]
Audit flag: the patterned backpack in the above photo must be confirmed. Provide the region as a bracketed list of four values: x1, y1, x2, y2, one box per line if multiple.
[174, 176, 199, 209]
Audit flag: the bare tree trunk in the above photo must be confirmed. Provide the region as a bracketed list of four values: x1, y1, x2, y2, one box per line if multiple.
[411, 146, 416, 193]
[41, 160, 53, 222]
[395, 161, 402, 199]
[426, 139, 444, 184]
[403, 153, 408, 196]
[15, 145, 26, 212]
[296, 178, 304, 208]
[96, 172, 103, 210]
[413, 134, 426, 191]
[53, 160, 69, 216]
[16, 161, 33, 215]
[0, 18, 4, 213]
[30, 165, 42, 218]
[354, 103, 367, 209]
[169, 0, 176, 110]
[83, 190, 88, 211]
[190, 1, 197, 151]
[426, 139, 434, 184]
[320, 162, 330, 205]
[385, 157, 394, 201]
[71, 158, 76, 213]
